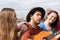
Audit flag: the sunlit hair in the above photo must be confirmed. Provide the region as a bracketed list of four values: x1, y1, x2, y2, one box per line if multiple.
[26, 7, 45, 22]
[0, 8, 16, 40]
[46, 10, 59, 28]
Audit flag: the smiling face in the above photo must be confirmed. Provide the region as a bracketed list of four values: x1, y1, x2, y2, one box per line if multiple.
[31, 11, 42, 24]
[46, 12, 57, 24]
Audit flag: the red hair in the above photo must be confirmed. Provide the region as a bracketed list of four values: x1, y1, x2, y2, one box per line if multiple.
[56, 15, 60, 31]
[47, 10, 59, 28]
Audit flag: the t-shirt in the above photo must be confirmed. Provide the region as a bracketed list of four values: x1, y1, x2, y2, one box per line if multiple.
[38, 22, 56, 34]
[38, 22, 48, 31]
[16, 22, 42, 40]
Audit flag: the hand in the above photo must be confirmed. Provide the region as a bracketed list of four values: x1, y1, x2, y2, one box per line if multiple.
[55, 34, 60, 39]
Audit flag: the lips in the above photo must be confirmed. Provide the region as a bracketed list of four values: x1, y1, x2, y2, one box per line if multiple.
[38, 19, 41, 21]
[49, 20, 54, 23]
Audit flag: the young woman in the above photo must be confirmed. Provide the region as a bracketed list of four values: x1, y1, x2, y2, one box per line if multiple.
[0, 8, 17, 40]
[38, 10, 60, 40]
[38, 10, 59, 34]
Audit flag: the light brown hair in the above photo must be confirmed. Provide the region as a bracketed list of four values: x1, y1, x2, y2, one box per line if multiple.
[0, 8, 16, 40]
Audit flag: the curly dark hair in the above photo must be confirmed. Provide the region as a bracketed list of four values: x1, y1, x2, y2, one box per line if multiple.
[26, 7, 45, 22]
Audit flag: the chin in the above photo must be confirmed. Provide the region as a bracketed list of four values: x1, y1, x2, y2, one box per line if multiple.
[50, 22, 54, 24]
[36, 21, 40, 24]
[50, 20, 54, 23]
[37, 22, 40, 24]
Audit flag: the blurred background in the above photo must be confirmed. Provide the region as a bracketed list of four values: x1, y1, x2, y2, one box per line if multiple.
[0, 0, 60, 22]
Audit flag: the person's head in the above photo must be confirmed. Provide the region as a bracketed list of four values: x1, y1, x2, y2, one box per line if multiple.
[26, 7, 45, 24]
[0, 8, 16, 40]
[45, 10, 59, 28]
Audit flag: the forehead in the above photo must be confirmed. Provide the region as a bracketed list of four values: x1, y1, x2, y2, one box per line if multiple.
[49, 12, 57, 16]
[34, 11, 42, 14]
[48, 12, 57, 18]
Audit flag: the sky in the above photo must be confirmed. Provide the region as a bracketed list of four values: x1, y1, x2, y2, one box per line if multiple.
[0, 0, 60, 20]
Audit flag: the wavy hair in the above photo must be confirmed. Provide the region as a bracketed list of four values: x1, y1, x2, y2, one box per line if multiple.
[26, 7, 45, 22]
[0, 8, 16, 40]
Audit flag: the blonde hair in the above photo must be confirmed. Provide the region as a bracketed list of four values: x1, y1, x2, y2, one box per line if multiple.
[0, 8, 16, 40]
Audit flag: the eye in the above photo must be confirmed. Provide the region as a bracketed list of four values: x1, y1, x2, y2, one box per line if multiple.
[54, 17, 57, 20]
[37, 14, 41, 16]
[51, 16, 53, 17]
[37, 14, 39, 16]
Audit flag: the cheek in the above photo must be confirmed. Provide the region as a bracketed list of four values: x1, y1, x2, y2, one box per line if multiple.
[47, 16, 52, 20]
[53, 18, 56, 22]
[34, 17, 37, 20]
[33, 15, 37, 19]
[33, 16, 37, 21]
[13, 17, 17, 22]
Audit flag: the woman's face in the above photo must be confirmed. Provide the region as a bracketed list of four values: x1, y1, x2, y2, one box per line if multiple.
[47, 12, 57, 23]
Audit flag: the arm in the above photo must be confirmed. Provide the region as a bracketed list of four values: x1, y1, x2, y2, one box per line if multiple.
[55, 34, 60, 39]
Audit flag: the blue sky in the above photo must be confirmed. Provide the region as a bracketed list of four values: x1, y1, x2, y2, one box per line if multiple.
[0, 0, 60, 19]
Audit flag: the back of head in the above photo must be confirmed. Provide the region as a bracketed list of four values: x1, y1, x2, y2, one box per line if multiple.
[0, 8, 16, 40]
[26, 7, 45, 22]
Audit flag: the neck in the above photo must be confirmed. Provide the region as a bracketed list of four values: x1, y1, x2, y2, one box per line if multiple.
[44, 20, 51, 26]
[28, 20, 37, 28]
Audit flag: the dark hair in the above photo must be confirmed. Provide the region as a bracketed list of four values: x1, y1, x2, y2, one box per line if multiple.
[26, 7, 45, 22]
[47, 10, 59, 28]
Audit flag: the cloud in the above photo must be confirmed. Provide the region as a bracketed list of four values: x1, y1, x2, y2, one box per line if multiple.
[0, 0, 60, 18]
[47, 1, 60, 7]
[0, 0, 19, 3]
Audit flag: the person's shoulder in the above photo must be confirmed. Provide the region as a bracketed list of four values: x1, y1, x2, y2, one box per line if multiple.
[17, 22, 27, 29]
[38, 22, 44, 26]
[17, 22, 28, 31]
[17, 22, 27, 26]
[38, 22, 45, 28]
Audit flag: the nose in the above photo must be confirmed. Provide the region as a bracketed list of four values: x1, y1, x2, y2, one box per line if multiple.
[52, 17, 56, 22]
[39, 15, 41, 19]
[52, 17, 55, 20]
